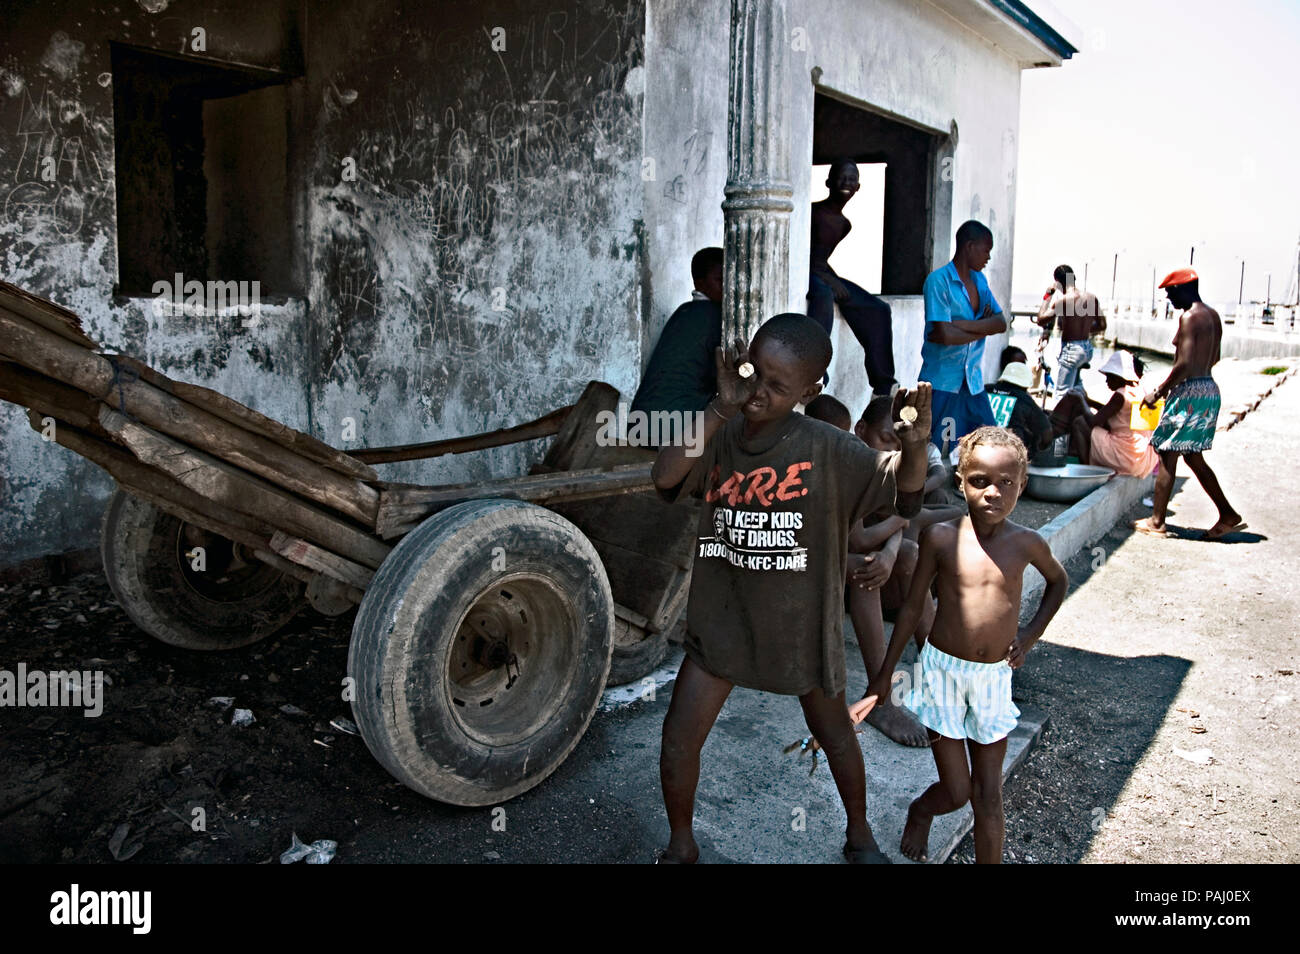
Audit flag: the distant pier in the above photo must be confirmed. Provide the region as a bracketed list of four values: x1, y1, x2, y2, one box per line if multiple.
[1014, 303, 1300, 360]
[1110, 302, 1300, 359]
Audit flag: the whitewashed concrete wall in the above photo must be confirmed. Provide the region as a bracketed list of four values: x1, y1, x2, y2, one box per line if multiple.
[645, 0, 1030, 417]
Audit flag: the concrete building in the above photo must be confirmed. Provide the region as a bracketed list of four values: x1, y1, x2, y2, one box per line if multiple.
[0, 0, 1076, 568]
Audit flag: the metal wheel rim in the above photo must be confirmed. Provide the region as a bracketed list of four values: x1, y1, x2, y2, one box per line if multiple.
[171, 522, 283, 603]
[444, 571, 580, 747]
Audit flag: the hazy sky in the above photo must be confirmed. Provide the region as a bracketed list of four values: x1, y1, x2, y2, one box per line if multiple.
[1012, 0, 1300, 308]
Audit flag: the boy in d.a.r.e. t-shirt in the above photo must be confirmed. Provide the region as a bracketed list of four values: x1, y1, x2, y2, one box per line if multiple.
[652, 313, 931, 864]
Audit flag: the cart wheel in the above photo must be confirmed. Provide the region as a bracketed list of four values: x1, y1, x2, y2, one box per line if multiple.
[100, 488, 305, 650]
[348, 499, 613, 806]
[607, 617, 668, 687]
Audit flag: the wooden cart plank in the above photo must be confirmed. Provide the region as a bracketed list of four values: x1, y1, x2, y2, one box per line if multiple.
[375, 463, 655, 539]
[549, 492, 699, 571]
[269, 531, 375, 590]
[167, 375, 379, 482]
[577, 535, 683, 632]
[549, 491, 699, 633]
[350, 404, 573, 465]
[1, 361, 106, 434]
[0, 310, 380, 526]
[99, 407, 392, 569]
[0, 281, 99, 351]
[28, 410, 276, 537]
[541, 381, 621, 471]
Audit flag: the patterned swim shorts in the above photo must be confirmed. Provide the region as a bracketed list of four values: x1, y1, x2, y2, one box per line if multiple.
[1150, 376, 1220, 453]
[904, 641, 1020, 744]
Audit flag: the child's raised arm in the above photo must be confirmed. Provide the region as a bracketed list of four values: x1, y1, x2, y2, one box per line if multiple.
[893, 382, 932, 516]
[1008, 532, 1068, 669]
[861, 522, 943, 712]
[652, 338, 754, 491]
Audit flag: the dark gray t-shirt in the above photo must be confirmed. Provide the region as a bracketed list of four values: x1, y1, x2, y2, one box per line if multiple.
[661, 412, 910, 697]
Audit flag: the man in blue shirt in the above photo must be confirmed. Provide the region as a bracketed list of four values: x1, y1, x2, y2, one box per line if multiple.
[920, 221, 1007, 456]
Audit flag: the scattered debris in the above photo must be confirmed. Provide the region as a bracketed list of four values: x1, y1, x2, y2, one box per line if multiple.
[329, 716, 360, 736]
[207, 696, 234, 710]
[279, 832, 337, 864]
[278, 704, 307, 717]
[1174, 747, 1215, 766]
[108, 823, 143, 861]
[231, 708, 256, 727]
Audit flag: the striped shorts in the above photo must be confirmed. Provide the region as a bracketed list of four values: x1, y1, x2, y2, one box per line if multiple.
[904, 641, 1020, 744]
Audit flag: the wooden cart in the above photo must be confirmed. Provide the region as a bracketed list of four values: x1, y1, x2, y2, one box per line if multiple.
[0, 282, 698, 806]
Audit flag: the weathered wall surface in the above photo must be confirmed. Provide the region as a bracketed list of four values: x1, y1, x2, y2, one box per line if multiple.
[1, 0, 646, 567]
[640, 0, 729, 356]
[0, 1, 313, 565]
[304, 0, 647, 485]
[645, 0, 1031, 415]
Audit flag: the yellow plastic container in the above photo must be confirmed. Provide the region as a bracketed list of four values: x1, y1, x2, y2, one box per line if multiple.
[1132, 398, 1163, 431]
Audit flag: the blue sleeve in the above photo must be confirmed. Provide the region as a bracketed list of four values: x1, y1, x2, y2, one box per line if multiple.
[923, 270, 950, 324]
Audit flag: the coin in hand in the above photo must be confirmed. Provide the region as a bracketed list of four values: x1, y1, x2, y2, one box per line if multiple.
[737, 362, 754, 379]
[899, 406, 918, 424]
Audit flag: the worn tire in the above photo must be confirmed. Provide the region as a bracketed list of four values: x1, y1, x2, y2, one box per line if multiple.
[100, 488, 305, 650]
[348, 499, 613, 806]
[607, 618, 669, 687]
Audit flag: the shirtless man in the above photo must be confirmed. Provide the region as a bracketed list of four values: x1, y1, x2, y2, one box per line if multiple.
[1133, 268, 1245, 540]
[807, 160, 896, 395]
[863, 427, 1067, 862]
[1035, 265, 1106, 397]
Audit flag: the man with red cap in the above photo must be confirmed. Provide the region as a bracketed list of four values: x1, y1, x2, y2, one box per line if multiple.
[1133, 268, 1245, 540]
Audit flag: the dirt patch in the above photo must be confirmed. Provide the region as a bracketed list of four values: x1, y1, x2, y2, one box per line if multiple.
[0, 576, 424, 863]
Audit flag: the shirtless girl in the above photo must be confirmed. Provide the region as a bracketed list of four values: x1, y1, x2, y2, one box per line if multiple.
[1133, 268, 1245, 540]
[861, 427, 1068, 862]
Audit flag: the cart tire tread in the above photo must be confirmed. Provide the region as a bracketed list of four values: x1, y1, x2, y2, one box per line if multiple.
[348, 499, 613, 806]
[100, 488, 304, 650]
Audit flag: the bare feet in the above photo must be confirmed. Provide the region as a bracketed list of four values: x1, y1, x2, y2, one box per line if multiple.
[1203, 515, 1246, 541]
[865, 701, 931, 747]
[1132, 517, 1168, 537]
[900, 799, 934, 862]
[843, 833, 891, 864]
[656, 834, 699, 864]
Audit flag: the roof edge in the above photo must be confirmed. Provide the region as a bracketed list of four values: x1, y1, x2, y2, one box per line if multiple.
[986, 0, 1078, 60]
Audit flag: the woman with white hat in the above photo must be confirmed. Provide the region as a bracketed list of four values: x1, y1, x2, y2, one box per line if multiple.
[1068, 350, 1159, 476]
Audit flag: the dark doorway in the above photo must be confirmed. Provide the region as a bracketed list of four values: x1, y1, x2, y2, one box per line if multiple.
[110, 43, 298, 297]
[812, 92, 948, 295]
